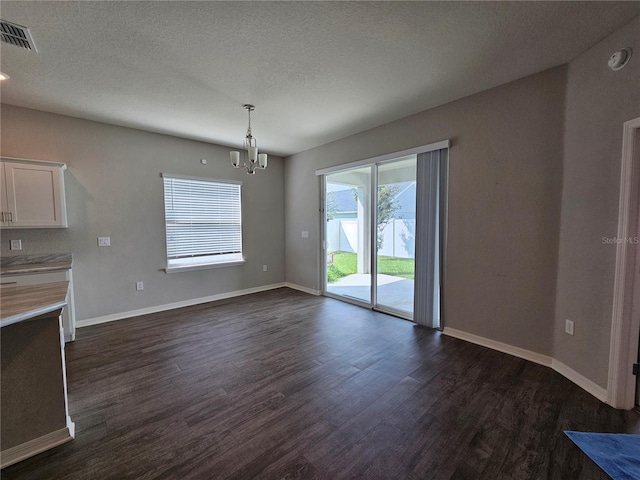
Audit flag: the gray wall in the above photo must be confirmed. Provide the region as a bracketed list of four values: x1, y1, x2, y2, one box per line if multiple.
[285, 66, 567, 356]
[0, 105, 285, 321]
[554, 16, 640, 387]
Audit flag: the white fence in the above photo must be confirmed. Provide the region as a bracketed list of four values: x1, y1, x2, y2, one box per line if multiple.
[327, 218, 415, 258]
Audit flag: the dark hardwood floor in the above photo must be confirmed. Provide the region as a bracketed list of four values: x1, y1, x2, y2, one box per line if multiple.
[3, 288, 639, 479]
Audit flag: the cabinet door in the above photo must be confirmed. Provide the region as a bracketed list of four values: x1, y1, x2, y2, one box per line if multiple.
[2, 162, 67, 227]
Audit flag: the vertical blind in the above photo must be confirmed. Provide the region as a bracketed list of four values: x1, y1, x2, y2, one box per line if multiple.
[163, 175, 242, 261]
[413, 148, 448, 329]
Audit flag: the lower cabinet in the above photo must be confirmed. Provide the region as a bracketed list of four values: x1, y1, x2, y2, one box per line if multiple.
[1, 310, 75, 468]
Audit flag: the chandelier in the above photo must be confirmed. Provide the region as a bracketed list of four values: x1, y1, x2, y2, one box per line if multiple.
[230, 104, 267, 174]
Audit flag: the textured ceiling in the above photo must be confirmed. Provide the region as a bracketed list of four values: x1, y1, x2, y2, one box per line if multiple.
[1, 2, 639, 157]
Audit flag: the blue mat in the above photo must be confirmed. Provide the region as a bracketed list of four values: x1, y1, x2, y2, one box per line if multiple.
[565, 431, 640, 480]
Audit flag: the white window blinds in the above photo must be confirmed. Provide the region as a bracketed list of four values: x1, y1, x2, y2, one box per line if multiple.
[162, 174, 242, 270]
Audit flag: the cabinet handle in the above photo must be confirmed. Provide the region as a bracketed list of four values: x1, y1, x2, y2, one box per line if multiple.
[8, 211, 13, 222]
[1, 211, 5, 223]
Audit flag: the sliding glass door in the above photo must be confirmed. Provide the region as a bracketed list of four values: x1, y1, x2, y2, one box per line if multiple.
[323, 157, 416, 319]
[320, 142, 448, 328]
[375, 158, 416, 316]
[325, 166, 372, 304]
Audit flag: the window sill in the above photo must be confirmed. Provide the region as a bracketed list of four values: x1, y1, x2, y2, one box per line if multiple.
[165, 259, 245, 274]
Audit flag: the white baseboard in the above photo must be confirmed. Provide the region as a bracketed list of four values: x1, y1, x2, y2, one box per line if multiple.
[284, 282, 321, 296]
[66, 415, 75, 438]
[442, 327, 608, 404]
[77, 283, 287, 328]
[0, 420, 74, 469]
[551, 359, 608, 404]
[443, 327, 553, 367]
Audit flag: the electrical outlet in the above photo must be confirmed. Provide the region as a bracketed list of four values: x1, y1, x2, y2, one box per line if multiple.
[97, 237, 111, 247]
[301, 231, 309, 238]
[565, 319, 574, 336]
[136, 281, 144, 291]
[263, 265, 268, 272]
[10, 239, 22, 250]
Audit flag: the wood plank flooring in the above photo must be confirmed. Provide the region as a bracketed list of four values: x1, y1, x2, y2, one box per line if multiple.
[3, 288, 639, 479]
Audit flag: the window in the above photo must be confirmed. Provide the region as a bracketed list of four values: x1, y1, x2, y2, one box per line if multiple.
[162, 174, 243, 272]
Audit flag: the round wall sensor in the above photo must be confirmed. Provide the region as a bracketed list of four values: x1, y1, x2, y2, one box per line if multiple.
[608, 48, 632, 71]
[200, 159, 207, 165]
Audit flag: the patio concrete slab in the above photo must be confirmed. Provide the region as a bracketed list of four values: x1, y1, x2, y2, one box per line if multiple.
[327, 273, 414, 313]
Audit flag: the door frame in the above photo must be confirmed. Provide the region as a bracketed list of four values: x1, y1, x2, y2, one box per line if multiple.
[608, 116, 640, 409]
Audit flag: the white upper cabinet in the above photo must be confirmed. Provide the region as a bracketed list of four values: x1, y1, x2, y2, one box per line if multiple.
[0, 158, 68, 228]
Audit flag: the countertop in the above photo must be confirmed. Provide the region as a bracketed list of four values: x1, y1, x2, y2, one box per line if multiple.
[0, 254, 73, 276]
[1, 261, 72, 275]
[0, 281, 69, 328]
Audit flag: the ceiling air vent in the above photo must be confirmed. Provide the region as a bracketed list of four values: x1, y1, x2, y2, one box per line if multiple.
[0, 19, 37, 52]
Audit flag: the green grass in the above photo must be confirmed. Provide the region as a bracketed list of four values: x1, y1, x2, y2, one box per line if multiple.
[377, 254, 415, 280]
[327, 252, 414, 283]
[327, 252, 357, 283]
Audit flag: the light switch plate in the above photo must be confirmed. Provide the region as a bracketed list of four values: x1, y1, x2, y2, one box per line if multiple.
[97, 237, 111, 247]
[301, 231, 309, 238]
[10, 239, 22, 250]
